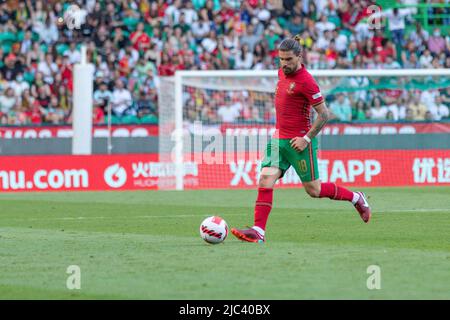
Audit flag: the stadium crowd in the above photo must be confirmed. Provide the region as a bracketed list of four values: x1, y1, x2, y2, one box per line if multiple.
[0, 0, 449, 126]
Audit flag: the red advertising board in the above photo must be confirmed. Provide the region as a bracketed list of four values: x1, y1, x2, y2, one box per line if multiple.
[0, 125, 158, 139]
[221, 122, 450, 136]
[0, 151, 449, 192]
[1, 122, 450, 139]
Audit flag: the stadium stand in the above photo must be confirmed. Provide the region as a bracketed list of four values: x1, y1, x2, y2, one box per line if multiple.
[0, 0, 449, 126]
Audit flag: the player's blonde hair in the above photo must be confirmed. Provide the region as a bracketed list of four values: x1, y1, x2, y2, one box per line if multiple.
[278, 34, 303, 56]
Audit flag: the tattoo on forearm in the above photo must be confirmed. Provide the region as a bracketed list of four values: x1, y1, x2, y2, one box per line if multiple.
[307, 110, 329, 139]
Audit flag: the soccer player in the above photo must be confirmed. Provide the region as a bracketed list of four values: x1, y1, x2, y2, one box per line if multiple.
[231, 36, 371, 243]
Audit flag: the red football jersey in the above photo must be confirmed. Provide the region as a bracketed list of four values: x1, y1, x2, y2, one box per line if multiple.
[273, 64, 324, 139]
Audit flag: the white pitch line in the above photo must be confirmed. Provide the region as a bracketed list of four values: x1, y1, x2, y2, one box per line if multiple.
[2, 213, 246, 222]
[376, 208, 450, 213]
[2, 209, 449, 223]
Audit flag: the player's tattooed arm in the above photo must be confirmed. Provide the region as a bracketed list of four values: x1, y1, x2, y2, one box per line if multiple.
[306, 102, 329, 139]
[291, 101, 329, 152]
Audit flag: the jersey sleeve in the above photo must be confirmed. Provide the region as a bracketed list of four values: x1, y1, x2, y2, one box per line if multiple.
[302, 76, 324, 107]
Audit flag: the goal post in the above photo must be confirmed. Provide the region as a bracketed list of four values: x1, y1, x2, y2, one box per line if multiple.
[158, 68, 450, 190]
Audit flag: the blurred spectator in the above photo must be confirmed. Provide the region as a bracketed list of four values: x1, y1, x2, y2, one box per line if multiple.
[408, 94, 428, 120]
[315, 14, 336, 37]
[386, 100, 406, 121]
[165, 0, 183, 25]
[218, 101, 241, 123]
[380, 7, 414, 47]
[111, 79, 132, 116]
[223, 28, 239, 54]
[136, 89, 156, 117]
[234, 44, 253, 69]
[131, 22, 151, 51]
[429, 96, 449, 121]
[0, 87, 16, 114]
[253, 55, 274, 70]
[240, 24, 260, 52]
[346, 41, 359, 62]
[93, 104, 105, 124]
[1, 54, 22, 81]
[349, 75, 369, 101]
[325, 40, 338, 68]
[369, 97, 388, 120]
[9, 72, 30, 97]
[252, 42, 266, 64]
[329, 93, 352, 122]
[94, 82, 113, 112]
[42, 95, 65, 124]
[286, 15, 304, 36]
[8, 102, 29, 125]
[20, 31, 33, 55]
[192, 16, 211, 43]
[333, 29, 348, 54]
[421, 89, 440, 110]
[60, 55, 73, 91]
[182, 1, 198, 25]
[66, 43, 81, 64]
[316, 29, 332, 51]
[352, 100, 368, 121]
[36, 16, 59, 45]
[408, 22, 429, 49]
[0, 113, 7, 125]
[404, 107, 415, 121]
[427, 28, 445, 55]
[264, 25, 280, 52]
[201, 30, 219, 54]
[379, 39, 397, 63]
[112, 27, 129, 50]
[38, 53, 58, 84]
[424, 110, 434, 121]
[419, 49, 433, 68]
[383, 56, 401, 69]
[158, 52, 176, 75]
[386, 110, 395, 121]
[403, 52, 420, 68]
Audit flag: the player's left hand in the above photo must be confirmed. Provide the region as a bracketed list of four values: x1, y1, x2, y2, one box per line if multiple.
[290, 137, 308, 153]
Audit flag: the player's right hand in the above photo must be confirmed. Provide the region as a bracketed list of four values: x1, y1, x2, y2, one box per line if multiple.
[290, 137, 308, 153]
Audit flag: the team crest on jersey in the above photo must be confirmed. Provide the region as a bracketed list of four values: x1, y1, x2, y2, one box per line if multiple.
[287, 82, 296, 95]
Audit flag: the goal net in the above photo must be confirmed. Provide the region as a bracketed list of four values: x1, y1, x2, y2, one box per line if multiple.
[158, 69, 450, 190]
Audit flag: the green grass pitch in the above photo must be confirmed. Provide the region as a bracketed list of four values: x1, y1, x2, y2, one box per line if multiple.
[0, 187, 449, 299]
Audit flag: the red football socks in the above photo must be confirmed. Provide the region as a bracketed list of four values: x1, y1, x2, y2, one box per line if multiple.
[253, 187, 273, 231]
[253, 184, 354, 231]
[319, 183, 354, 201]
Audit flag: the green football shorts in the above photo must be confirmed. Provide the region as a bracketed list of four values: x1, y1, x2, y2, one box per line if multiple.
[261, 138, 319, 182]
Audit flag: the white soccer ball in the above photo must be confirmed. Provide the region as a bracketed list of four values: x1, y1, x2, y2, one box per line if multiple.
[199, 216, 228, 244]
